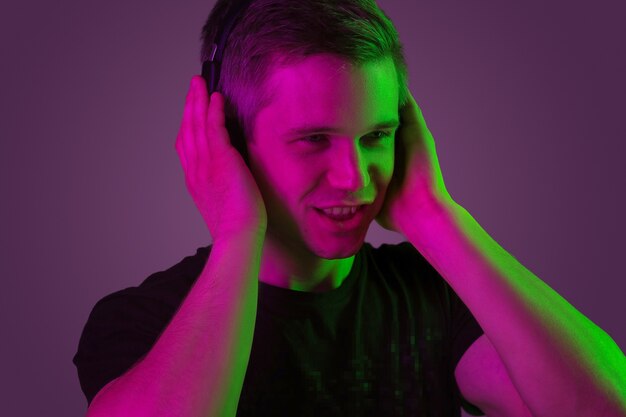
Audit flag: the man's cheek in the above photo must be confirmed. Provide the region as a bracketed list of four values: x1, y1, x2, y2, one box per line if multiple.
[370, 153, 394, 204]
[379, 148, 395, 184]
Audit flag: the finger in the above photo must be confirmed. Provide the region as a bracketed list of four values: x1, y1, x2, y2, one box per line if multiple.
[190, 75, 210, 157]
[400, 90, 433, 141]
[399, 90, 423, 126]
[206, 91, 232, 153]
[175, 80, 198, 173]
[178, 78, 199, 170]
[175, 104, 189, 171]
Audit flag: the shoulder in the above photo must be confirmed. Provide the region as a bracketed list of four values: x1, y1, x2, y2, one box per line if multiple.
[73, 245, 213, 403]
[363, 241, 440, 284]
[138, 245, 212, 292]
[77, 244, 214, 355]
[364, 241, 467, 308]
[91, 244, 212, 316]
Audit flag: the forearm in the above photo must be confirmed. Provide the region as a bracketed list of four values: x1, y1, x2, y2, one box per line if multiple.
[405, 200, 626, 417]
[87, 231, 264, 417]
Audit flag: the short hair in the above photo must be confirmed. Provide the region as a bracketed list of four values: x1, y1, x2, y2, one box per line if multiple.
[200, 0, 409, 144]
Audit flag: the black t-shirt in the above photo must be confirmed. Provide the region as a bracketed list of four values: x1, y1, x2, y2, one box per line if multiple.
[73, 242, 485, 416]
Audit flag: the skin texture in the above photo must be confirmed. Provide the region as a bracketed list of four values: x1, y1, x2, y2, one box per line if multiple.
[247, 54, 399, 292]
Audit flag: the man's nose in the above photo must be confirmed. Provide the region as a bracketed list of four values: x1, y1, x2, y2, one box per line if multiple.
[326, 142, 371, 191]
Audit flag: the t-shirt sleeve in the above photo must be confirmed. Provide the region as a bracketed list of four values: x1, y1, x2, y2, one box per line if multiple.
[447, 283, 485, 416]
[386, 241, 485, 415]
[72, 289, 172, 405]
[448, 286, 484, 375]
[72, 246, 211, 405]
[389, 241, 485, 373]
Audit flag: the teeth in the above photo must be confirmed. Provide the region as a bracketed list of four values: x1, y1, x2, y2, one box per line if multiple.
[322, 206, 358, 216]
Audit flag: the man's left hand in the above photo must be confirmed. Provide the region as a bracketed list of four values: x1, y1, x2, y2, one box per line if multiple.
[376, 90, 454, 234]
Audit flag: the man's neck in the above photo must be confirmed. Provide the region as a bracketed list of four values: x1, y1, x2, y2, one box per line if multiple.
[258, 234, 356, 293]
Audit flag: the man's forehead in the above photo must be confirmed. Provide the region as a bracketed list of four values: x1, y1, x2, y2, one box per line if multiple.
[265, 54, 396, 96]
[259, 54, 399, 135]
[267, 53, 358, 83]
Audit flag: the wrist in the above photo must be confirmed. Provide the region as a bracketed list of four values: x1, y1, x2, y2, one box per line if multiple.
[212, 226, 266, 247]
[400, 196, 464, 245]
[398, 192, 459, 230]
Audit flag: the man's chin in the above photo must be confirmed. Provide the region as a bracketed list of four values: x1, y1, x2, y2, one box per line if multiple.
[307, 232, 367, 260]
[266, 216, 368, 259]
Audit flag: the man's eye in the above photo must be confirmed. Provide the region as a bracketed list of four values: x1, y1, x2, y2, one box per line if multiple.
[365, 130, 392, 142]
[300, 131, 392, 145]
[367, 131, 393, 141]
[301, 134, 328, 144]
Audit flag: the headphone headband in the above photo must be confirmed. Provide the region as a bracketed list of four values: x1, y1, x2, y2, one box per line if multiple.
[202, 0, 255, 95]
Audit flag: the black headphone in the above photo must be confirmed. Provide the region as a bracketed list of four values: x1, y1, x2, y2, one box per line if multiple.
[201, 0, 254, 95]
[201, 0, 255, 165]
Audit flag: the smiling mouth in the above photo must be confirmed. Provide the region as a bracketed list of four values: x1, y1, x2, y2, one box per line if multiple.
[315, 205, 366, 221]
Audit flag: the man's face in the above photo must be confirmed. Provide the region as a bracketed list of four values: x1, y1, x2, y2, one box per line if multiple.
[248, 54, 399, 259]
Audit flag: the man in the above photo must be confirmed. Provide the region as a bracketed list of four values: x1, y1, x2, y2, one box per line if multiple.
[73, 1, 626, 416]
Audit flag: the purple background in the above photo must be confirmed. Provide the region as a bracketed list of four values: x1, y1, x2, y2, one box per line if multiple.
[2, 1, 624, 415]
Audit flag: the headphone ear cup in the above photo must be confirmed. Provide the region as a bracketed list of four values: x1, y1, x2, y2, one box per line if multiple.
[201, 0, 255, 166]
[201, 60, 219, 96]
[202, 57, 250, 168]
[225, 113, 250, 168]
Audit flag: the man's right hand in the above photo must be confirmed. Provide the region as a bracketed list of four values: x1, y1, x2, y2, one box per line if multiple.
[175, 76, 267, 242]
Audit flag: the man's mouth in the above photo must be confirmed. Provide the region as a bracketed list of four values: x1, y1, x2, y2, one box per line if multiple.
[314, 205, 366, 222]
[321, 206, 359, 218]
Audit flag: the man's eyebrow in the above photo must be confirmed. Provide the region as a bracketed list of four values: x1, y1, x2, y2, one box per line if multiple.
[286, 119, 400, 136]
